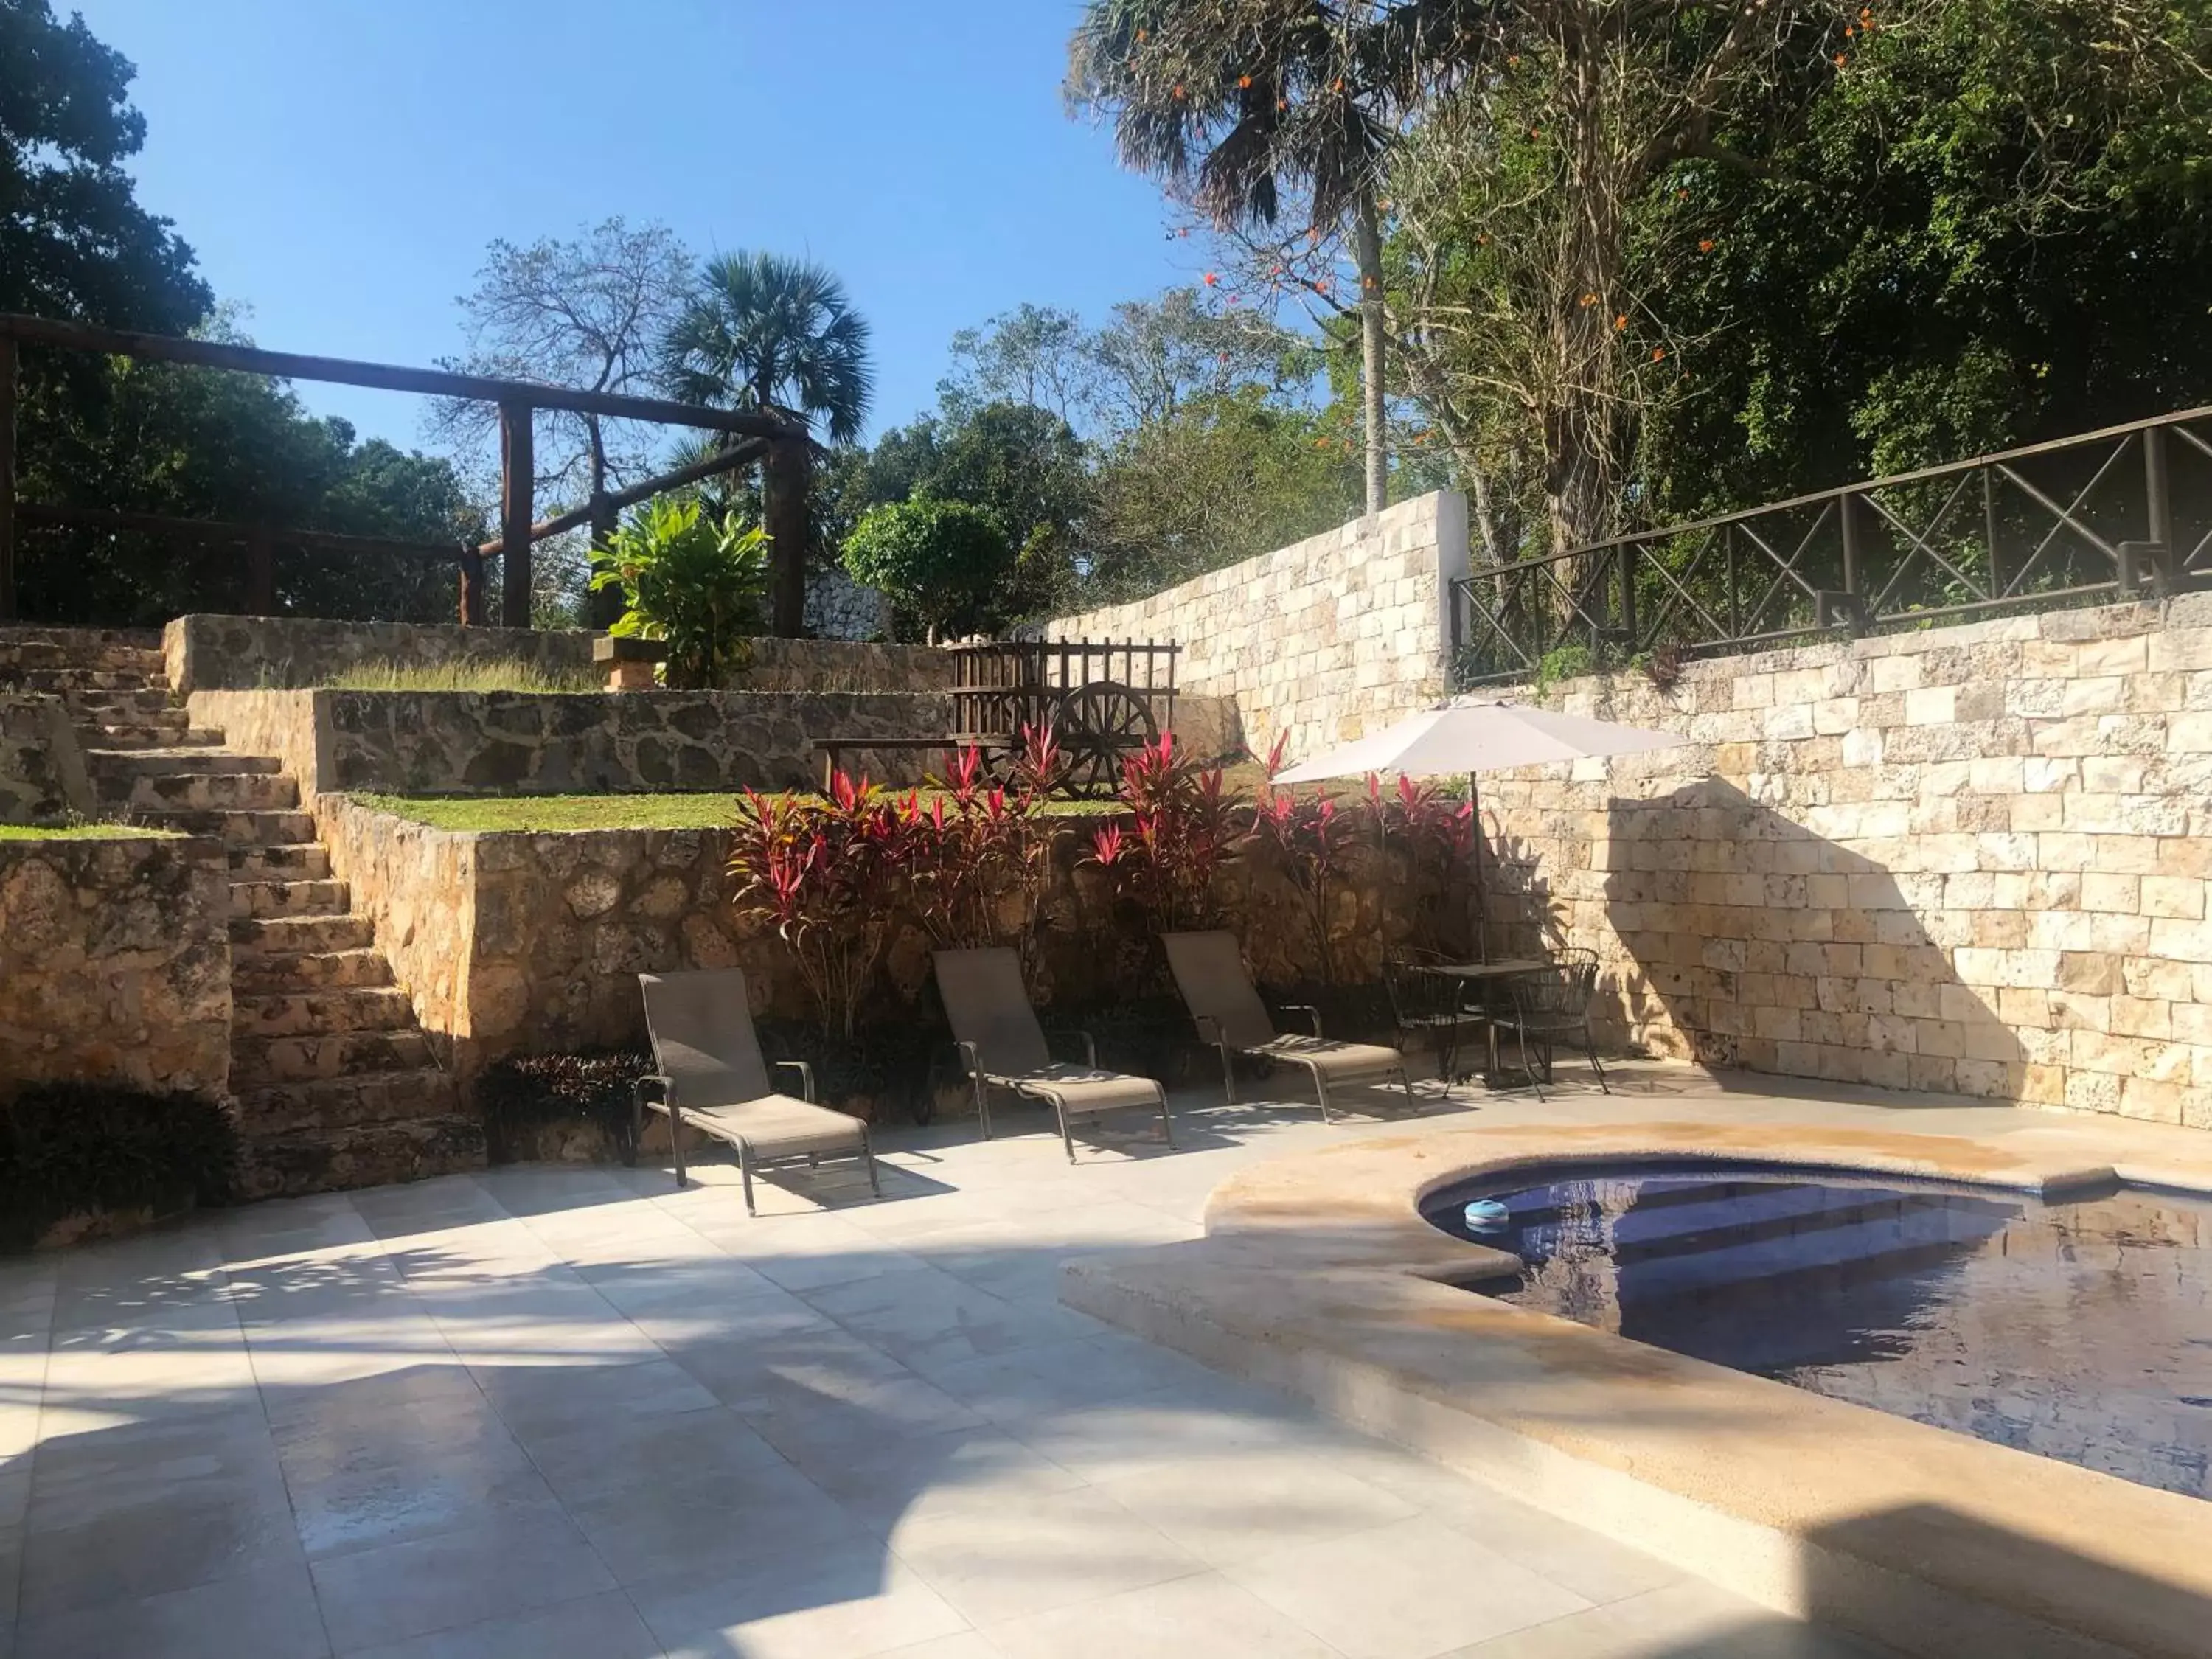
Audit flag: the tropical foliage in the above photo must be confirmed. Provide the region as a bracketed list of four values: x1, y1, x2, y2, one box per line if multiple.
[839, 497, 1018, 640]
[588, 498, 768, 688]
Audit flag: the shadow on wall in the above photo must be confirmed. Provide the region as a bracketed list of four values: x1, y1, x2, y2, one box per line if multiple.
[1600, 779, 2025, 1101]
[1799, 1502, 2211, 1659]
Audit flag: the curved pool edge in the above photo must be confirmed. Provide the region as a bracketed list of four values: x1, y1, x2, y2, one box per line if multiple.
[1060, 1119, 2212, 1659]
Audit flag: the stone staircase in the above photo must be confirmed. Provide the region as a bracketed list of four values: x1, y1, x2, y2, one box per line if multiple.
[0, 625, 484, 1197]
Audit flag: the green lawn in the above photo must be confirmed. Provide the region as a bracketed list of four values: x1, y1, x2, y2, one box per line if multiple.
[0, 822, 171, 841]
[354, 790, 1125, 832]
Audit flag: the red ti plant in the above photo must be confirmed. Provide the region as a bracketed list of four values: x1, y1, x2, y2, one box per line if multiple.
[1243, 731, 1360, 982]
[726, 771, 919, 1039]
[1359, 771, 1478, 953]
[911, 723, 1062, 955]
[1084, 731, 1233, 939]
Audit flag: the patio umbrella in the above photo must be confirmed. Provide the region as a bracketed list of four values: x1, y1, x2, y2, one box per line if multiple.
[1270, 700, 1686, 960]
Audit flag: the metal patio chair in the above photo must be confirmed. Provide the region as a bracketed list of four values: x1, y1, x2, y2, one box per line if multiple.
[1162, 930, 1412, 1123]
[633, 968, 880, 1214]
[933, 947, 1175, 1161]
[1490, 948, 1612, 1102]
[1382, 947, 1491, 1081]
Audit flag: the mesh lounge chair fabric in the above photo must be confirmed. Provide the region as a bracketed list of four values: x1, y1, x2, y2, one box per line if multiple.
[1162, 930, 1411, 1121]
[636, 968, 878, 1212]
[933, 947, 1175, 1159]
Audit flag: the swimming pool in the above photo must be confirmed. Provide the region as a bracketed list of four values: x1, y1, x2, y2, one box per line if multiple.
[1422, 1160, 2212, 1500]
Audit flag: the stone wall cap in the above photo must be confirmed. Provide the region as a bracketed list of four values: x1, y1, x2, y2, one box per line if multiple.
[592, 636, 669, 664]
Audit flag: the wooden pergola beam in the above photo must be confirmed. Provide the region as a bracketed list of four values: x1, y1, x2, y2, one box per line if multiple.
[476, 435, 773, 557]
[0, 312, 799, 439]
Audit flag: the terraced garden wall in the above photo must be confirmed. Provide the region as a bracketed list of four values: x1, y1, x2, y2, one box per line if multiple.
[315, 796, 1466, 1097]
[1472, 594, 2212, 1128]
[0, 693, 93, 824]
[163, 613, 956, 695]
[0, 834, 230, 1099]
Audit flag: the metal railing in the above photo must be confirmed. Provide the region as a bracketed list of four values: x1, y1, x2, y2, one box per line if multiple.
[1450, 406, 2212, 686]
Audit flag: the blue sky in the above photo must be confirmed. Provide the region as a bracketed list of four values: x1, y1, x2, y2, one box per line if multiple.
[71, 0, 1203, 451]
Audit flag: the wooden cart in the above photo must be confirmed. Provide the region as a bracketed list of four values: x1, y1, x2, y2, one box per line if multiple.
[951, 639, 1179, 793]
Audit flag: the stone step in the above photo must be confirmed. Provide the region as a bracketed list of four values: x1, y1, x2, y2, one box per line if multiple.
[227, 877, 349, 919]
[108, 771, 299, 813]
[229, 844, 331, 880]
[81, 723, 223, 751]
[7, 666, 161, 694]
[0, 639, 165, 676]
[233, 987, 417, 1039]
[232, 913, 375, 956]
[139, 807, 316, 845]
[231, 947, 394, 995]
[231, 1029, 437, 1088]
[88, 748, 282, 778]
[65, 688, 175, 718]
[0, 624, 163, 650]
[235, 1113, 485, 1201]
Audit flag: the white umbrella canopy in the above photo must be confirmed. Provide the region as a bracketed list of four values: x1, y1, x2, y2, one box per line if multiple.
[1271, 700, 1685, 784]
[1269, 700, 1687, 963]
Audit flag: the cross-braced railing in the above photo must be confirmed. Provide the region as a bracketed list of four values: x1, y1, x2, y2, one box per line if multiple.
[1451, 407, 2212, 686]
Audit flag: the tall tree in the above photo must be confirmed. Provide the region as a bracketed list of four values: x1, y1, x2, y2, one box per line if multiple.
[659, 251, 874, 633]
[1380, 1, 1830, 570]
[428, 218, 691, 622]
[0, 0, 209, 330]
[1070, 1, 1457, 515]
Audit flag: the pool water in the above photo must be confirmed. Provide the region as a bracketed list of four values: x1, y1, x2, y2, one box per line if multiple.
[1422, 1161, 2212, 1499]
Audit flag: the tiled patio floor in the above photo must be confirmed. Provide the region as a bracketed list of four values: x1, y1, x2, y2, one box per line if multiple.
[4, 1060, 2124, 1658]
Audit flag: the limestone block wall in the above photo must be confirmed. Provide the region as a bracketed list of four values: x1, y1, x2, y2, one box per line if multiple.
[1475, 594, 2212, 1129]
[0, 693, 94, 825]
[805, 566, 894, 642]
[1047, 491, 1470, 762]
[0, 835, 230, 1098]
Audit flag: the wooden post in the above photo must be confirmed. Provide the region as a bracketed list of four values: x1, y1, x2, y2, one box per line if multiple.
[457, 549, 487, 626]
[583, 489, 623, 630]
[499, 400, 534, 627]
[245, 528, 275, 616]
[762, 434, 810, 638]
[0, 337, 15, 622]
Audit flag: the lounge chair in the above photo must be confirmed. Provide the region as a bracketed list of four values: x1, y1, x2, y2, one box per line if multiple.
[633, 967, 880, 1214]
[1162, 930, 1412, 1122]
[933, 947, 1175, 1161]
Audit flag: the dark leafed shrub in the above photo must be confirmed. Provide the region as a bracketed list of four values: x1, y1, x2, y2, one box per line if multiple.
[475, 1049, 654, 1162]
[0, 1084, 238, 1250]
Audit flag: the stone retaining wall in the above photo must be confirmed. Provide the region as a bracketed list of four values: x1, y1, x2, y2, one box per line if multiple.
[317, 797, 1466, 1087]
[0, 835, 230, 1098]
[1476, 594, 2212, 1128]
[1047, 491, 1470, 762]
[191, 686, 1242, 804]
[0, 694, 94, 825]
[165, 613, 952, 695]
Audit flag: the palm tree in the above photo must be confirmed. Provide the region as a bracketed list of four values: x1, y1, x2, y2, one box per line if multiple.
[661, 251, 874, 632]
[1070, 2, 1470, 518]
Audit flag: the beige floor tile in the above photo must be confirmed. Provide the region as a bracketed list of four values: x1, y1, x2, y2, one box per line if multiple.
[984, 1571, 1343, 1659]
[1442, 1580, 1885, 1658]
[1097, 1450, 1421, 1565]
[13, 1560, 329, 1659]
[338, 1587, 662, 1659]
[639, 1538, 970, 1658]
[886, 1485, 1204, 1625]
[1225, 1516, 1593, 1659]
[307, 1503, 614, 1652]
[563, 1455, 868, 1589]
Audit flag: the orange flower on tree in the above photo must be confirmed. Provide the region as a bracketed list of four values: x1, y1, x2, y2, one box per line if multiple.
[1614, 313, 1627, 330]
[1652, 347, 1666, 362]
[1237, 73, 1252, 88]
[1202, 271, 1219, 285]
[1698, 239, 1714, 253]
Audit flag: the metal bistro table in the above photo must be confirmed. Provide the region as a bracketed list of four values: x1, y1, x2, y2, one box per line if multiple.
[1415, 959, 1548, 1087]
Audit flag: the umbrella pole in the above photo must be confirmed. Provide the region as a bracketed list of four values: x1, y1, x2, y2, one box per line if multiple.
[1467, 773, 1489, 964]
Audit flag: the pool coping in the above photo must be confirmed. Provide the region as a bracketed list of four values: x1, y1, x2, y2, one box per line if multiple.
[1060, 1118, 2212, 1659]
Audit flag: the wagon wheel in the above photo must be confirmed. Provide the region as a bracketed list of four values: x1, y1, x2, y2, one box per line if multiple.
[1054, 681, 1157, 795]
